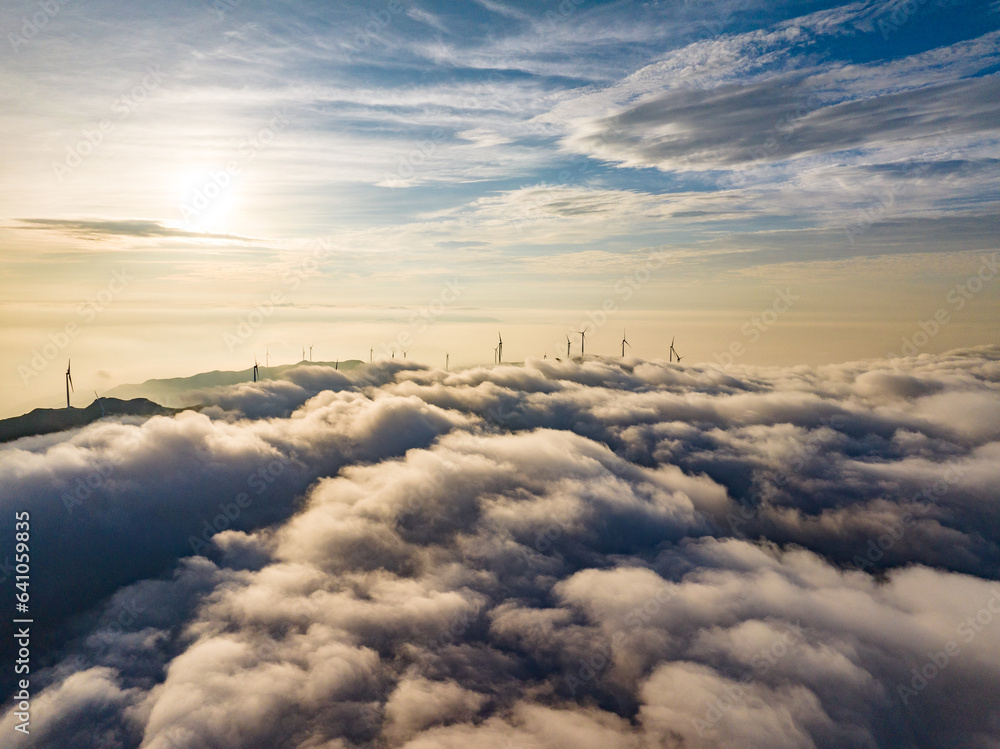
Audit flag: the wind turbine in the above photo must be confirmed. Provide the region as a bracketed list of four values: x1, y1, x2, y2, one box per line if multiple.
[370, 346, 373, 363]
[621, 329, 631, 358]
[669, 337, 683, 363]
[302, 346, 305, 362]
[497, 331, 503, 364]
[266, 346, 269, 367]
[566, 335, 571, 358]
[493, 345, 498, 364]
[335, 359, 339, 370]
[65, 360, 73, 408]
[575, 326, 590, 357]
[253, 357, 259, 382]
[309, 344, 314, 362]
[446, 352, 450, 371]
[402, 349, 409, 359]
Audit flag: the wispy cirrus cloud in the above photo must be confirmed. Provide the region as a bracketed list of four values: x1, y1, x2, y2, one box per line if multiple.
[14, 218, 257, 242]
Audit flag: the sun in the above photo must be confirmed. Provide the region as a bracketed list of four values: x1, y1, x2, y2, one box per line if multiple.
[174, 167, 241, 234]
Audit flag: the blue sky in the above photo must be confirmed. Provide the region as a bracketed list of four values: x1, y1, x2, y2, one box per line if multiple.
[1, 0, 998, 413]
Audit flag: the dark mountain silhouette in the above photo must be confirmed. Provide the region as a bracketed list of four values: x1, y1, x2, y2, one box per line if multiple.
[0, 397, 178, 443]
[104, 360, 365, 406]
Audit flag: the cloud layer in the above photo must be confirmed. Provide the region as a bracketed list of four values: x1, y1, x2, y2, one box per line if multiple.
[2, 348, 1000, 747]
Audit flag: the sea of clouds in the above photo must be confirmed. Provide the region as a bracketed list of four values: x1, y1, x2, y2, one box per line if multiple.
[2, 347, 999, 748]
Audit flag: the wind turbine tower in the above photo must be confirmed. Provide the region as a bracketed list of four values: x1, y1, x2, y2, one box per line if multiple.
[497, 332, 503, 364]
[309, 344, 314, 362]
[253, 357, 259, 382]
[669, 337, 683, 363]
[566, 335, 571, 358]
[65, 360, 74, 408]
[446, 352, 450, 371]
[621, 329, 631, 358]
[576, 326, 590, 357]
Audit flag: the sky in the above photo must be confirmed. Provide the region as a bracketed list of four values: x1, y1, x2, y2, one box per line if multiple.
[1, 0, 999, 417]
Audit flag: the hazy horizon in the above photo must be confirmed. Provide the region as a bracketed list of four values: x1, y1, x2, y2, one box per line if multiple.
[3, 0, 998, 419]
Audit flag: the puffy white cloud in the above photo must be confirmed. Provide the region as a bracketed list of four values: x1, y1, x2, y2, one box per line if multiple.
[2, 346, 1000, 747]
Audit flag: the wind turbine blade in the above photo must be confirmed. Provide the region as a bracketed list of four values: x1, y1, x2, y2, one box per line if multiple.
[68, 374, 74, 391]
